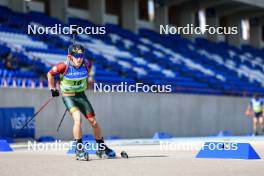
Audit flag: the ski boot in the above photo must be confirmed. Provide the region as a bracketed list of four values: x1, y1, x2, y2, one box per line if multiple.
[96, 145, 116, 158]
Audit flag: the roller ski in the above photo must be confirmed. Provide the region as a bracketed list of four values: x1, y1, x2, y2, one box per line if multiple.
[95, 138, 128, 159]
[96, 146, 116, 159]
[75, 145, 89, 161]
[96, 146, 128, 159]
[96, 149, 129, 159]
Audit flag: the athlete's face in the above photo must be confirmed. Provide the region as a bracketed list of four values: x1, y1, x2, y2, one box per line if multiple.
[254, 94, 259, 99]
[71, 53, 84, 67]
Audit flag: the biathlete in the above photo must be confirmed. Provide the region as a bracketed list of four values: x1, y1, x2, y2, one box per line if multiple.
[245, 93, 264, 135]
[47, 44, 116, 160]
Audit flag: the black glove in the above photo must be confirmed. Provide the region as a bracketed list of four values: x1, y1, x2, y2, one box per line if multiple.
[51, 89, 60, 97]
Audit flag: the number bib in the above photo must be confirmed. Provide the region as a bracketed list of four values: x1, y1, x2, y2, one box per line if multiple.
[60, 63, 89, 93]
[251, 98, 263, 113]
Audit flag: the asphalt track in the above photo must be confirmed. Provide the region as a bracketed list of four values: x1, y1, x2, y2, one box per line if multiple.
[1, 137, 264, 176]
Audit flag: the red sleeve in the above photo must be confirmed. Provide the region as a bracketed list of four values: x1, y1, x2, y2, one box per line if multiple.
[48, 62, 67, 75]
[84, 59, 92, 72]
[88, 60, 92, 70]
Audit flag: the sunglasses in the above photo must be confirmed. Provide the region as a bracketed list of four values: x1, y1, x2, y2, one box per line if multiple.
[72, 53, 84, 59]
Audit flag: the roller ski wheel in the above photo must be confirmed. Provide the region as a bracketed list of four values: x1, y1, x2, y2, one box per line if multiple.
[96, 150, 103, 158]
[120, 151, 128, 158]
[76, 151, 89, 161]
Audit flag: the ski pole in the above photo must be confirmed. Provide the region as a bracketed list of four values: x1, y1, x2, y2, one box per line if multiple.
[72, 25, 78, 44]
[56, 109, 67, 132]
[20, 97, 53, 130]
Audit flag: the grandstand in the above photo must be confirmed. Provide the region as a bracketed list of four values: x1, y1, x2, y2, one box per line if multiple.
[0, 0, 263, 96]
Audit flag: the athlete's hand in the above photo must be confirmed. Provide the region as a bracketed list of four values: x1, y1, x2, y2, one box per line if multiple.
[245, 110, 252, 117]
[51, 89, 60, 97]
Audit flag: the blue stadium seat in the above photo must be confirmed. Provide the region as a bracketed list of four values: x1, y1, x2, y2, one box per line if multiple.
[0, 4, 263, 95]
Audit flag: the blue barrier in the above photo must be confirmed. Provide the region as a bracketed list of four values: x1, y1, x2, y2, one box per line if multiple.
[0, 107, 35, 139]
[67, 140, 97, 154]
[152, 132, 173, 139]
[82, 134, 95, 141]
[0, 137, 14, 143]
[196, 142, 261, 159]
[37, 136, 56, 142]
[0, 139, 13, 152]
[105, 135, 121, 140]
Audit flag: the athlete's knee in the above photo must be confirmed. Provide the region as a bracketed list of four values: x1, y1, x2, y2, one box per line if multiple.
[90, 119, 98, 128]
[72, 111, 82, 125]
[73, 118, 82, 126]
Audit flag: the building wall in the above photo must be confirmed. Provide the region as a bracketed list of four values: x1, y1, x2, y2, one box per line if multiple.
[0, 88, 252, 140]
[67, 7, 90, 20]
[0, 0, 8, 6]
